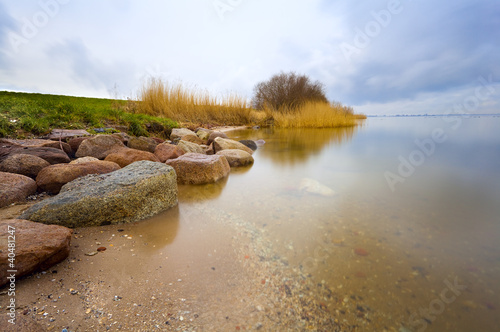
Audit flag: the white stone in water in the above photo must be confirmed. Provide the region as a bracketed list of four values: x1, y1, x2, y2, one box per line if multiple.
[299, 178, 335, 197]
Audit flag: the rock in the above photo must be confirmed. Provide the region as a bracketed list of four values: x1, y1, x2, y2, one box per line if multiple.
[0, 154, 50, 179]
[70, 156, 99, 164]
[3, 138, 72, 156]
[170, 128, 196, 141]
[154, 143, 185, 162]
[104, 147, 160, 167]
[111, 132, 131, 145]
[19, 161, 178, 227]
[216, 149, 254, 167]
[213, 137, 254, 155]
[207, 131, 228, 145]
[127, 136, 158, 153]
[75, 135, 126, 159]
[181, 134, 204, 145]
[299, 178, 335, 197]
[0, 143, 70, 164]
[68, 137, 89, 155]
[354, 248, 369, 256]
[196, 128, 213, 142]
[48, 128, 91, 140]
[255, 139, 266, 147]
[36, 161, 121, 194]
[166, 153, 230, 184]
[239, 139, 258, 151]
[0, 172, 37, 208]
[0, 219, 72, 287]
[177, 140, 205, 155]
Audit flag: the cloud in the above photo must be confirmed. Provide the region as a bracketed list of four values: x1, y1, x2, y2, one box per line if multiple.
[0, 2, 16, 68]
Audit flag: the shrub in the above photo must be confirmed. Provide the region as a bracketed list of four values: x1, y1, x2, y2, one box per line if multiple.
[252, 72, 328, 111]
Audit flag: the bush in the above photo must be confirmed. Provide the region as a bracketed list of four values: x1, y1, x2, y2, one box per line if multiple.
[252, 72, 328, 111]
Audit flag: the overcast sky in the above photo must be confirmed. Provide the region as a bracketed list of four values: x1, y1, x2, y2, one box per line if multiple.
[0, 0, 499, 115]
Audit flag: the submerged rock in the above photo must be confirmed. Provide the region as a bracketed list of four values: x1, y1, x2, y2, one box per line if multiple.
[20, 161, 178, 227]
[299, 178, 335, 197]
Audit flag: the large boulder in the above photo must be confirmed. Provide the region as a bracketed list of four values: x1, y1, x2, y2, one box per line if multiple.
[0, 154, 50, 179]
[216, 149, 254, 167]
[154, 143, 185, 162]
[19, 161, 178, 228]
[104, 147, 160, 167]
[0, 219, 73, 287]
[0, 219, 72, 287]
[177, 140, 205, 154]
[0, 172, 37, 208]
[36, 161, 121, 194]
[127, 136, 158, 153]
[166, 153, 230, 184]
[75, 135, 126, 159]
[207, 131, 228, 145]
[213, 137, 254, 155]
[170, 128, 196, 141]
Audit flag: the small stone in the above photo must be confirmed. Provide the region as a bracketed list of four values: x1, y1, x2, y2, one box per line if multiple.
[70, 289, 78, 295]
[85, 251, 99, 256]
[97, 247, 106, 252]
[354, 248, 369, 256]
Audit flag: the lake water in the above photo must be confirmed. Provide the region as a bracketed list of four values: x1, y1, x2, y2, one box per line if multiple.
[172, 116, 500, 331]
[9, 116, 500, 331]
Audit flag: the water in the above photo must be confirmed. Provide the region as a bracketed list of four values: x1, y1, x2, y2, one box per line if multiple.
[175, 116, 500, 331]
[10, 116, 500, 331]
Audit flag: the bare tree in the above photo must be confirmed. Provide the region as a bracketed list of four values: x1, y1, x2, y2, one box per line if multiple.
[252, 72, 328, 111]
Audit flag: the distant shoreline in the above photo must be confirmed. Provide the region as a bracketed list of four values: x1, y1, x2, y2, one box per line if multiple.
[367, 113, 500, 118]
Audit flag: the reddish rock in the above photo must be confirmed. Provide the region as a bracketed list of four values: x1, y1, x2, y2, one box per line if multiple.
[127, 136, 158, 153]
[97, 246, 107, 252]
[207, 131, 228, 145]
[0, 219, 72, 287]
[0, 154, 50, 179]
[2, 138, 72, 156]
[166, 152, 230, 184]
[68, 137, 89, 155]
[0, 144, 70, 164]
[36, 161, 121, 194]
[0, 172, 37, 208]
[75, 135, 126, 159]
[154, 143, 185, 162]
[104, 147, 160, 167]
[354, 248, 369, 256]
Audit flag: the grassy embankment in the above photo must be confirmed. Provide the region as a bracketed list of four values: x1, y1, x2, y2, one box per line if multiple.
[0, 91, 177, 138]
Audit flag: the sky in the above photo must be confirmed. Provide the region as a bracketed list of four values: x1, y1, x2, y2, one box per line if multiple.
[0, 0, 499, 115]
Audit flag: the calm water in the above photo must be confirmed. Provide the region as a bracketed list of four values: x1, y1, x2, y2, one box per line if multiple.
[174, 116, 500, 331]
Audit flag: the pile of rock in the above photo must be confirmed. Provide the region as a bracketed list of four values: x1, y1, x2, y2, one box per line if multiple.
[0, 127, 261, 285]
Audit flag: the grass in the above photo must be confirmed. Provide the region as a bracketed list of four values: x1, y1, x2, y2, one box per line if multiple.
[265, 101, 363, 128]
[137, 78, 257, 126]
[0, 91, 177, 138]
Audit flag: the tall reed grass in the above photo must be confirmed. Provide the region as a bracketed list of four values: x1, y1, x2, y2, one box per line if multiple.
[137, 78, 256, 126]
[267, 101, 361, 128]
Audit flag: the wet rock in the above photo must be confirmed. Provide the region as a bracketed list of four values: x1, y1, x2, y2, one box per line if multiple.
[216, 149, 254, 167]
[75, 135, 126, 159]
[36, 161, 121, 194]
[166, 153, 230, 184]
[239, 139, 258, 151]
[0, 219, 72, 287]
[0, 154, 50, 179]
[104, 147, 160, 167]
[127, 136, 158, 153]
[177, 140, 205, 155]
[207, 131, 228, 145]
[154, 143, 185, 162]
[181, 134, 204, 145]
[299, 178, 335, 197]
[20, 161, 178, 228]
[170, 128, 196, 141]
[213, 137, 254, 155]
[0, 172, 37, 208]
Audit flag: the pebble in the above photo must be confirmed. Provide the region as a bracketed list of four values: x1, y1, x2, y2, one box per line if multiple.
[354, 248, 369, 256]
